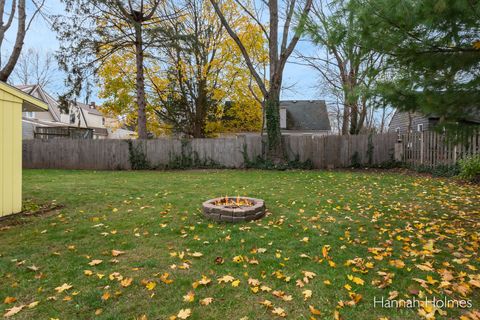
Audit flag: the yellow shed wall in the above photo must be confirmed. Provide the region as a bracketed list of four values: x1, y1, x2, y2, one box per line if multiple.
[0, 90, 23, 216]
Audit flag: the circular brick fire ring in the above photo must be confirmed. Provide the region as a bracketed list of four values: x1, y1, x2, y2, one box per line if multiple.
[202, 197, 265, 223]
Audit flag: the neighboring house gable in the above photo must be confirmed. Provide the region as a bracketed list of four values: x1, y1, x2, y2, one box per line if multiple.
[389, 109, 480, 134]
[61, 101, 109, 137]
[389, 110, 432, 134]
[16, 84, 135, 139]
[16, 84, 61, 122]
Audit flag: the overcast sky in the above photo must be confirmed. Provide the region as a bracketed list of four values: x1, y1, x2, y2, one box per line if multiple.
[4, 0, 322, 102]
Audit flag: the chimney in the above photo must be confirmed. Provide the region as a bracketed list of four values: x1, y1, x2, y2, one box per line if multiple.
[90, 102, 96, 109]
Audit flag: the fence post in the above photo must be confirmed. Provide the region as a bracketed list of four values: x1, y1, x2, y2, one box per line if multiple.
[394, 138, 403, 162]
[420, 132, 424, 165]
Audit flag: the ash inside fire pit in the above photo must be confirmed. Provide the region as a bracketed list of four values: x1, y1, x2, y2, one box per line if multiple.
[202, 196, 265, 222]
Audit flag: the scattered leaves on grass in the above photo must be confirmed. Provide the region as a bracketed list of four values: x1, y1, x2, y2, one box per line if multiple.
[6, 172, 480, 319]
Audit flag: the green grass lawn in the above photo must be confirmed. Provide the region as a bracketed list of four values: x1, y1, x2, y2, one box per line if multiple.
[1, 169, 479, 320]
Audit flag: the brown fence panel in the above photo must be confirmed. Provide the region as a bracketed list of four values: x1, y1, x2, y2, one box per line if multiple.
[23, 133, 402, 170]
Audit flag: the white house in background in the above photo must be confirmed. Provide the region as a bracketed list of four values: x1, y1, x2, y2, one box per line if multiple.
[16, 85, 136, 139]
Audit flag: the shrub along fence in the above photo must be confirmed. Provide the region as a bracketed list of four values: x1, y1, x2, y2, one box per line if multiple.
[23, 133, 398, 170]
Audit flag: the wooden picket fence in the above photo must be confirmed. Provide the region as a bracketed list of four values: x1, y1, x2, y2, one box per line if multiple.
[399, 131, 480, 167]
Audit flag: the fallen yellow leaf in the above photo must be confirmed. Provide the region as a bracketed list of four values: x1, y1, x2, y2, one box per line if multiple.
[191, 252, 203, 257]
[101, 292, 110, 301]
[200, 297, 213, 306]
[121, 277, 133, 287]
[3, 305, 24, 318]
[183, 291, 195, 303]
[88, 259, 103, 266]
[272, 307, 286, 317]
[309, 305, 321, 315]
[55, 283, 73, 293]
[146, 281, 156, 291]
[302, 289, 312, 300]
[177, 308, 191, 319]
[217, 275, 235, 283]
[111, 250, 125, 257]
[4, 297, 16, 304]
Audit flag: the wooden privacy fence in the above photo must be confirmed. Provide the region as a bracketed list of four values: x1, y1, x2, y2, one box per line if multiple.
[23, 133, 398, 170]
[398, 131, 480, 167]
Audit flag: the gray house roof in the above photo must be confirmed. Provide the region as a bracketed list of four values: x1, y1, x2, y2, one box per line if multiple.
[281, 100, 331, 131]
[75, 101, 103, 116]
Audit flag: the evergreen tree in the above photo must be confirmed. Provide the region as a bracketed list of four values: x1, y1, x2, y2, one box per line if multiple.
[354, 0, 480, 123]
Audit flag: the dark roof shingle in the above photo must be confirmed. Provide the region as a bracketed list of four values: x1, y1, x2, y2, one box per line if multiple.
[281, 100, 331, 131]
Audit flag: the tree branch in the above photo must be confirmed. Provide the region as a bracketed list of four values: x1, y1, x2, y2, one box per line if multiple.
[209, 0, 267, 97]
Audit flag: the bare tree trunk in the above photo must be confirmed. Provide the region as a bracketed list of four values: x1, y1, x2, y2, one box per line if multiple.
[134, 23, 148, 139]
[264, 0, 285, 162]
[356, 96, 368, 133]
[192, 79, 208, 138]
[265, 84, 283, 161]
[342, 103, 349, 135]
[407, 112, 413, 133]
[209, 0, 312, 162]
[379, 107, 386, 133]
[349, 102, 359, 134]
[0, 0, 25, 81]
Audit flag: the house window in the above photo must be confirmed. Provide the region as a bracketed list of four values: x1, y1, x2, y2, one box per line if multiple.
[417, 124, 423, 132]
[25, 112, 35, 118]
[395, 127, 400, 135]
[70, 113, 76, 124]
[102, 117, 105, 126]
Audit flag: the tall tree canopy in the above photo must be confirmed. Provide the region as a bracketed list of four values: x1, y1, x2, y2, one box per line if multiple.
[12, 48, 58, 91]
[97, 50, 168, 136]
[0, 0, 45, 81]
[354, 0, 480, 123]
[302, 0, 386, 135]
[98, 0, 266, 137]
[54, 0, 168, 138]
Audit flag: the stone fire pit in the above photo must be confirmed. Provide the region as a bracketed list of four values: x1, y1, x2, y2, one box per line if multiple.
[202, 196, 265, 222]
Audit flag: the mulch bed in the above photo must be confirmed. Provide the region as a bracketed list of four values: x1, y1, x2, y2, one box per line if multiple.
[0, 202, 64, 230]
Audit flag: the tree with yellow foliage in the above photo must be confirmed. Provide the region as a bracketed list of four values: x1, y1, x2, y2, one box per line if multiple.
[55, 0, 166, 139]
[97, 50, 170, 136]
[97, 0, 267, 137]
